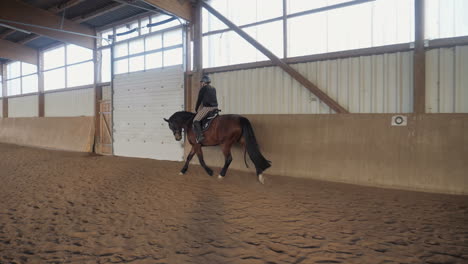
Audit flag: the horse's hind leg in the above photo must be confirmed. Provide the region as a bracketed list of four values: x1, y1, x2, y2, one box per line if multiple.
[218, 143, 233, 180]
[195, 145, 213, 176]
[180, 146, 195, 175]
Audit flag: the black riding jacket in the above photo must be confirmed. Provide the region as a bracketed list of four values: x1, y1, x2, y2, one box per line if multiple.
[195, 84, 218, 111]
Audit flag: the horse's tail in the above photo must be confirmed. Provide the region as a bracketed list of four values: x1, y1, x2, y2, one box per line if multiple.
[239, 117, 271, 174]
[243, 146, 249, 168]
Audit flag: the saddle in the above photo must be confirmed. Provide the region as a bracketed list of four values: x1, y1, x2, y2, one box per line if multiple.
[200, 109, 221, 132]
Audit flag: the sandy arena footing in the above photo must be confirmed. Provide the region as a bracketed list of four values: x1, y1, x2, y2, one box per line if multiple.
[0, 143, 467, 264]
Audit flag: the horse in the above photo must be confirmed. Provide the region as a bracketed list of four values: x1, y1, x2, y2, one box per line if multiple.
[163, 111, 271, 184]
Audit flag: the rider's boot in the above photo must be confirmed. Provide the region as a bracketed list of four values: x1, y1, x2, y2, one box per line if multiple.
[193, 121, 204, 143]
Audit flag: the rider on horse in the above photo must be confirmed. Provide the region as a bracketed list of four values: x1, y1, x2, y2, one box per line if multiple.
[193, 75, 218, 143]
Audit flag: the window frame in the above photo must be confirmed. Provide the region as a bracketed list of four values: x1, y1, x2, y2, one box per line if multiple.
[5, 61, 38, 97]
[42, 44, 95, 91]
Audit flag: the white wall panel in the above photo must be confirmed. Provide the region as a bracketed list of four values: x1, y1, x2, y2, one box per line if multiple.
[8, 95, 39, 117]
[45, 88, 94, 117]
[426, 46, 468, 113]
[210, 51, 413, 114]
[113, 66, 184, 161]
[0, 100, 3, 117]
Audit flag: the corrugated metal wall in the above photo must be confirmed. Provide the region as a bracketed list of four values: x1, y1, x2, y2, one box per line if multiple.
[210, 52, 414, 114]
[8, 95, 39, 117]
[45, 88, 95, 117]
[426, 46, 468, 113]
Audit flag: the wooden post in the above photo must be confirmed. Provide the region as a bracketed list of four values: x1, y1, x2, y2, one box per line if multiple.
[413, 0, 425, 113]
[1, 63, 8, 118]
[190, 1, 203, 112]
[38, 51, 45, 117]
[94, 30, 103, 153]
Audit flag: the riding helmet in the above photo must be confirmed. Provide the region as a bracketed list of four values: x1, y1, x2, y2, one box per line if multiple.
[200, 75, 211, 83]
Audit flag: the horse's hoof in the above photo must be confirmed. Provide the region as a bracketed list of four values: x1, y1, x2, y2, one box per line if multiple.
[179, 172, 184, 175]
[218, 175, 224, 180]
[258, 174, 265, 184]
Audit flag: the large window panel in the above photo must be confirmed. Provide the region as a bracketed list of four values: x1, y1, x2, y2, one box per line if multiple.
[203, 0, 282, 32]
[129, 38, 144, 55]
[100, 29, 113, 47]
[22, 63, 37, 75]
[163, 29, 183, 47]
[372, 0, 414, 47]
[252, 20, 283, 59]
[67, 62, 94, 87]
[425, 0, 468, 40]
[146, 52, 163, 69]
[44, 68, 65, 91]
[327, 3, 372, 53]
[101, 48, 111, 83]
[129, 55, 145, 72]
[114, 42, 129, 58]
[288, 12, 327, 57]
[150, 14, 180, 32]
[146, 34, 162, 51]
[7, 78, 21, 96]
[287, 0, 328, 14]
[115, 59, 129, 74]
[22, 75, 38, 94]
[6, 61, 38, 96]
[116, 24, 138, 42]
[256, 0, 283, 21]
[44, 46, 65, 70]
[140, 17, 150, 35]
[67, 44, 93, 64]
[163, 48, 183, 67]
[7, 62, 21, 79]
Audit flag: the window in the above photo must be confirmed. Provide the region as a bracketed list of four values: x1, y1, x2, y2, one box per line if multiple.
[43, 44, 94, 91]
[112, 26, 184, 74]
[425, 0, 468, 40]
[202, 0, 415, 68]
[5, 61, 38, 96]
[97, 14, 183, 78]
[100, 48, 111, 83]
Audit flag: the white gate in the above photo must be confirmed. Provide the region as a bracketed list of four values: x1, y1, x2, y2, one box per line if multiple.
[113, 66, 185, 161]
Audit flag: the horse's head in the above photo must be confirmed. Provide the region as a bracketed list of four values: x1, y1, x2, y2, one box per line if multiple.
[164, 111, 195, 141]
[164, 117, 183, 141]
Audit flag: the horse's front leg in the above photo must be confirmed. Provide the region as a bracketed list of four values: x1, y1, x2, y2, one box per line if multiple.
[218, 142, 233, 180]
[195, 145, 213, 176]
[180, 146, 195, 175]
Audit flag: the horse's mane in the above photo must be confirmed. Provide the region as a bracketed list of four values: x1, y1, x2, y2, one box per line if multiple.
[170, 111, 195, 125]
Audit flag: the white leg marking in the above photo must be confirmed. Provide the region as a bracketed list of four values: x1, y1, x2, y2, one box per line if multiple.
[218, 175, 224, 180]
[258, 174, 265, 184]
[179, 172, 184, 175]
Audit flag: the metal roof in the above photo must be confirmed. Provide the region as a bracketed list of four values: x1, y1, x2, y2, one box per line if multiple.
[26, 36, 60, 50]
[0, 0, 163, 62]
[84, 4, 155, 28]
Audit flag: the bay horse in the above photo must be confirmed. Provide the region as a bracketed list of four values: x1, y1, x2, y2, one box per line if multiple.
[164, 111, 271, 184]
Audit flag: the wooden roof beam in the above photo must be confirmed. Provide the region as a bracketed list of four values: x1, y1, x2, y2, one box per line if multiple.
[201, 2, 349, 113]
[0, 39, 38, 64]
[0, 0, 95, 49]
[143, 0, 192, 22]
